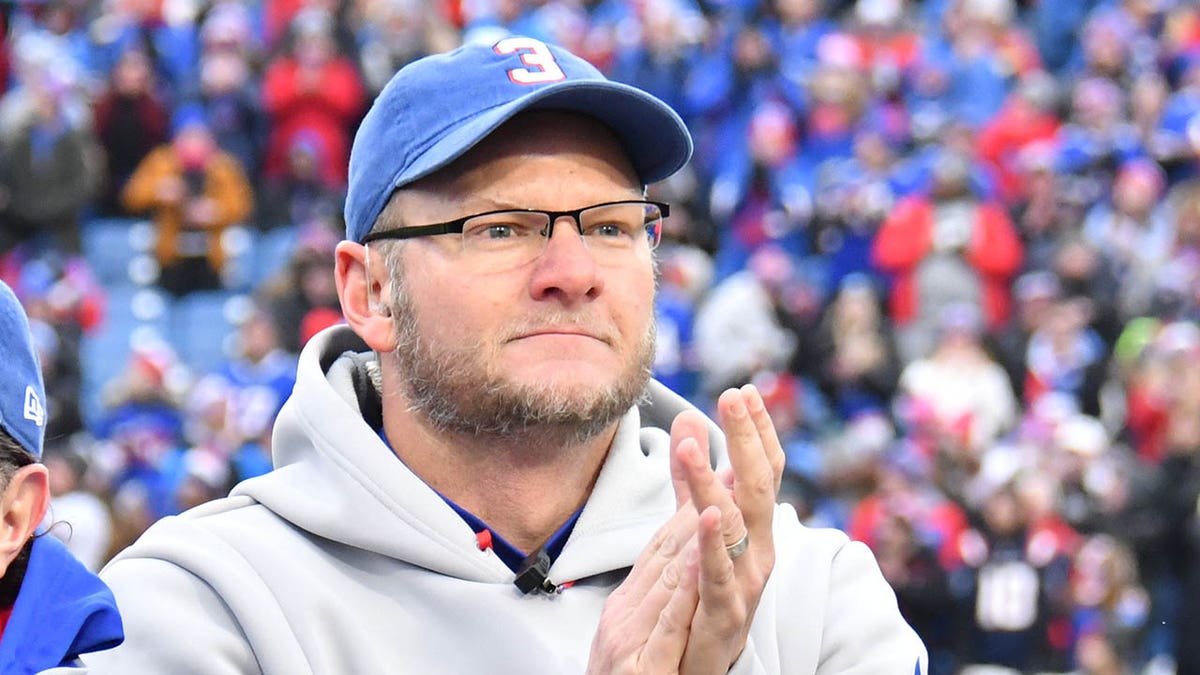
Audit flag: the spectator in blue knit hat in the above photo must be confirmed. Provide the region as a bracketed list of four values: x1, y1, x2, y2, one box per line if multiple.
[196, 47, 263, 184]
[0, 280, 123, 671]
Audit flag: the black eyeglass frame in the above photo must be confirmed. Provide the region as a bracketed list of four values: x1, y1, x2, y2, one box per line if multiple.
[360, 200, 671, 247]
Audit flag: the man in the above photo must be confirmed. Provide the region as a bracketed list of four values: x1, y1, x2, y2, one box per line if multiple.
[121, 104, 254, 297]
[0, 60, 96, 255]
[0, 281, 123, 672]
[871, 149, 1023, 363]
[84, 39, 925, 673]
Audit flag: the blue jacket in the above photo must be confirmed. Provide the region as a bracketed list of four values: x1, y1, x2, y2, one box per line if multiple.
[0, 536, 123, 673]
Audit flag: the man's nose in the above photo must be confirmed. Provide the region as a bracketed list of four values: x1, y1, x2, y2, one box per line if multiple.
[528, 216, 603, 302]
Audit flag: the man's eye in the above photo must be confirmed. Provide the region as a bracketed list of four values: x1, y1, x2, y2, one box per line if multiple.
[464, 218, 537, 241]
[589, 222, 632, 239]
[485, 224, 516, 239]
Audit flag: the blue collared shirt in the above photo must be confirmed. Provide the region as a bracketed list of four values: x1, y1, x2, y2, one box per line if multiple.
[378, 428, 581, 573]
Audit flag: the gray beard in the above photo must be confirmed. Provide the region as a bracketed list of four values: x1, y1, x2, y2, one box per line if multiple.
[386, 272, 655, 447]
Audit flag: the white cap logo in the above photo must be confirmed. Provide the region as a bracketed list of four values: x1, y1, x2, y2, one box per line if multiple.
[23, 386, 45, 427]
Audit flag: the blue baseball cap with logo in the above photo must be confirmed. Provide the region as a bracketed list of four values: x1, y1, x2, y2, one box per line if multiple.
[343, 37, 694, 243]
[0, 281, 46, 458]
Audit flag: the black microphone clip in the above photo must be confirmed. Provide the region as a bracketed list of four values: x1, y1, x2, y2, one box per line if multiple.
[513, 546, 553, 595]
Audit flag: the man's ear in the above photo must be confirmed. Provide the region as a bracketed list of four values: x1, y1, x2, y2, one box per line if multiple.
[335, 241, 399, 353]
[0, 464, 49, 578]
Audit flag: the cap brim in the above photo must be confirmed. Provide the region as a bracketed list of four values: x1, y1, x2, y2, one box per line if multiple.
[393, 79, 692, 191]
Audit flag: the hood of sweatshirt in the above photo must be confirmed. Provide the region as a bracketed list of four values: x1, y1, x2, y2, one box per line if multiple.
[231, 325, 727, 588]
[0, 536, 124, 671]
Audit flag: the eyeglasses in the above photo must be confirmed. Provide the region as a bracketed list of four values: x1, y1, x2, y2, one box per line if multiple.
[361, 200, 669, 272]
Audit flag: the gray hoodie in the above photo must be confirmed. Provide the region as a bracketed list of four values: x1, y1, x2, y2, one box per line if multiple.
[78, 326, 927, 674]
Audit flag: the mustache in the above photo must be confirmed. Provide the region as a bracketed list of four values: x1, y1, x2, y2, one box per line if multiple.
[501, 313, 616, 344]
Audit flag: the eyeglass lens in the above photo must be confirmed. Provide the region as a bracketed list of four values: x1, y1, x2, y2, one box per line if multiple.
[458, 201, 663, 270]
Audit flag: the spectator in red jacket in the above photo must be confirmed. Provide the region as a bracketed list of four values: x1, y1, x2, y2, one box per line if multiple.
[93, 47, 170, 216]
[975, 71, 1062, 205]
[872, 149, 1024, 362]
[261, 7, 365, 189]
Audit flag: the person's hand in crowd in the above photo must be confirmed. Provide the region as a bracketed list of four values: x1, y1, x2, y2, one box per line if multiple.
[184, 197, 218, 227]
[155, 176, 186, 205]
[587, 385, 785, 674]
[834, 338, 881, 379]
[1075, 633, 1122, 675]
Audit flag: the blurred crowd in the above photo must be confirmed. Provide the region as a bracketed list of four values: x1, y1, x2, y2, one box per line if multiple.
[2, 0, 1200, 672]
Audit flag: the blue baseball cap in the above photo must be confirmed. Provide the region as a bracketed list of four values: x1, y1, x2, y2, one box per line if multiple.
[0, 281, 46, 458]
[343, 37, 693, 243]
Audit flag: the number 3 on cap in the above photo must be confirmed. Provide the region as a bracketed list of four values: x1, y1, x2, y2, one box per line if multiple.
[495, 37, 566, 85]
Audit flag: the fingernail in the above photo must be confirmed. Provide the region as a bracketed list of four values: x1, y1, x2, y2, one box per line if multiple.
[746, 385, 764, 411]
[730, 396, 747, 418]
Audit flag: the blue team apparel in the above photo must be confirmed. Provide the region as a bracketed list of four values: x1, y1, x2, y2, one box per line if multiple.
[0, 281, 47, 458]
[377, 427, 580, 575]
[0, 536, 124, 673]
[343, 36, 693, 243]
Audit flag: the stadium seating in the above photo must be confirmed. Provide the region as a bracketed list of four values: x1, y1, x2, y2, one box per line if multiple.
[168, 290, 253, 377]
[80, 218, 154, 286]
[78, 283, 171, 427]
